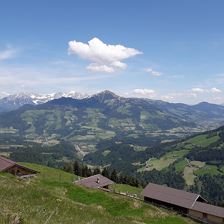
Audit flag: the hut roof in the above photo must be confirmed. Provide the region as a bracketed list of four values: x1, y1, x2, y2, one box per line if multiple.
[142, 182, 205, 209]
[75, 174, 114, 189]
[0, 155, 37, 174]
[192, 201, 224, 218]
[0, 155, 16, 171]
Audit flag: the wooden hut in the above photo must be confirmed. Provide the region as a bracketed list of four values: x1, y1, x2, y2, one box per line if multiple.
[0, 155, 37, 177]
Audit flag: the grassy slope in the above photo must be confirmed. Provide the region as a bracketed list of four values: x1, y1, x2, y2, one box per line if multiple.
[185, 134, 219, 147]
[0, 163, 195, 224]
[138, 150, 189, 172]
[113, 184, 142, 195]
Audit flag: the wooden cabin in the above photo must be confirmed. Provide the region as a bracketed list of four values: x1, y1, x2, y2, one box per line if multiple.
[189, 202, 224, 224]
[0, 156, 37, 177]
[74, 174, 114, 189]
[142, 182, 224, 224]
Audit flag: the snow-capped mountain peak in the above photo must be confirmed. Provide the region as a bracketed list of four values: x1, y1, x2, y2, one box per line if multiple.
[0, 91, 90, 112]
[0, 92, 10, 99]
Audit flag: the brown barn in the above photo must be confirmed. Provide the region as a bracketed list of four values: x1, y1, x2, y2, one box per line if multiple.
[75, 174, 114, 189]
[189, 202, 224, 224]
[0, 155, 37, 177]
[142, 183, 224, 224]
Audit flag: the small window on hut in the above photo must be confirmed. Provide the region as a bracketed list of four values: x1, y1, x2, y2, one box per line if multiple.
[203, 213, 207, 219]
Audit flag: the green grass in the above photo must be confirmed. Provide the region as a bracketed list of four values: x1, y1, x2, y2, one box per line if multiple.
[116, 103, 132, 115]
[21, 162, 76, 183]
[174, 160, 188, 172]
[131, 145, 147, 152]
[113, 184, 142, 195]
[195, 165, 222, 176]
[220, 166, 224, 173]
[185, 134, 219, 148]
[139, 150, 189, 172]
[67, 185, 147, 217]
[0, 163, 194, 224]
[102, 149, 111, 156]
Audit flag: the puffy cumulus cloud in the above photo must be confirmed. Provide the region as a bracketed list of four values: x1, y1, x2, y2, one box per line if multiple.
[0, 47, 17, 61]
[133, 88, 156, 98]
[145, 67, 162, 77]
[210, 87, 222, 93]
[68, 37, 142, 73]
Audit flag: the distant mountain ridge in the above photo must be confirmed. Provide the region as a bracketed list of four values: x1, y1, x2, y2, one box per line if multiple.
[1, 90, 224, 114]
[0, 91, 90, 112]
[1, 90, 224, 155]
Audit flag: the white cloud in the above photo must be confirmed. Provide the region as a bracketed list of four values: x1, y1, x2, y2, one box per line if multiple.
[133, 88, 156, 98]
[128, 86, 224, 104]
[0, 47, 17, 61]
[86, 64, 115, 73]
[209, 87, 222, 93]
[68, 37, 142, 73]
[191, 87, 222, 95]
[191, 88, 205, 93]
[145, 67, 162, 76]
[134, 88, 155, 95]
[0, 91, 9, 99]
[161, 95, 174, 101]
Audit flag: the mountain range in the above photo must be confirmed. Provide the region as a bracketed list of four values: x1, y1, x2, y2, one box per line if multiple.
[1, 90, 224, 156]
[0, 91, 89, 113]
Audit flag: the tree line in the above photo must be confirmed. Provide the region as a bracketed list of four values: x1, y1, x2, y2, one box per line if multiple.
[63, 160, 141, 187]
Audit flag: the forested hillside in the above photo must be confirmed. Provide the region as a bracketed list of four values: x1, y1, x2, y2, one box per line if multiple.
[85, 125, 224, 205]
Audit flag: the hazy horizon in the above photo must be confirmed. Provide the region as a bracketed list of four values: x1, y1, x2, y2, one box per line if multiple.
[1, 0, 224, 104]
[0, 89, 223, 106]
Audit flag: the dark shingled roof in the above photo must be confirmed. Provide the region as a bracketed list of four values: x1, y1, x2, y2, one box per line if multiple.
[192, 201, 224, 218]
[0, 155, 37, 174]
[0, 155, 16, 171]
[75, 174, 114, 189]
[142, 183, 203, 209]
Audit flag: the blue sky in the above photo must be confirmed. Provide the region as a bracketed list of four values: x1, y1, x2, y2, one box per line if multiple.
[0, 0, 224, 104]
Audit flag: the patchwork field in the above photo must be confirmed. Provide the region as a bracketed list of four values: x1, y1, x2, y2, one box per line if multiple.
[195, 165, 223, 176]
[138, 150, 189, 172]
[183, 161, 205, 186]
